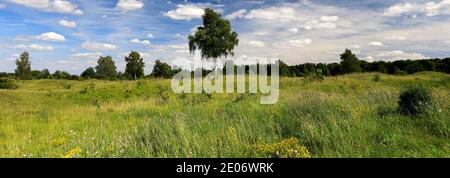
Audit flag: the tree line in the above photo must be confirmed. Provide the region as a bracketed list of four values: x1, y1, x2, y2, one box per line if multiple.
[2, 49, 448, 81]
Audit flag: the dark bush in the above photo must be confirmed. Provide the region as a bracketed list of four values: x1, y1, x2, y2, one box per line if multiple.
[398, 85, 433, 116]
[0, 78, 18, 90]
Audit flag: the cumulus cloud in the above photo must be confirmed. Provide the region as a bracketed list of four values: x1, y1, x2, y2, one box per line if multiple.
[288, 28, 299, 33]
[165, 4, 205, 20]
[375, 50, 427, 61]
[116, 0, 144, 12]
[15, 44, 54, 51]
[72, 52, 103, 59]
[248, 40, 266, 48]
[320, 15, 339, 22]
[369, 41, 384, 46]
[383, 1, 450, 17]
[8, 0, 84, 15]
[244, 7, 296, 21]
[130, 38, 151, 45]
[275, 39, 312, 48]
[304, 20, 337, 30]
[58, 19, 77, 28]
[82, 42, 117, 51]
[36, 32, 66, 42]
[384, 35, 406, 41]
[0, 3, 6, 9]
[225, 9, 248, 20]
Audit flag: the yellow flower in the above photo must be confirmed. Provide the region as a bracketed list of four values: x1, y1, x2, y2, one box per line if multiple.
[61, 147, 81, 158]
[253, 137, 311, 158]
[51, 138, 67, 147]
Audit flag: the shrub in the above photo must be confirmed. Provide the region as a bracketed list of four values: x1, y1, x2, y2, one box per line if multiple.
[63, 83, 72, 90]
[253, 137, 311, 158]
[372, 74, 381, 82]
[157, 85, 169, 103]
[0, 78, 18, 90]
[398, 85, 433, 116]
[80, 87, 88, 94]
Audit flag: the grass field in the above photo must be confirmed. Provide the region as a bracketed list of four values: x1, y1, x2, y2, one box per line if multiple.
[0, 72, 449, 158]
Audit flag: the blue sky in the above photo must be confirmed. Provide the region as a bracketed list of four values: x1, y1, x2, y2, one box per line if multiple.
[1, 0, 450, 74]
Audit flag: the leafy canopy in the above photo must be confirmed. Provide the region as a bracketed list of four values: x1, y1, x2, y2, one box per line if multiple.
[188, 8, 239, 60]
[15, 51, 32, 80]
[125, 51, 145, 80]
[95, 56, 117, 80]
[340, 49, 362, 74]
[151, 60, 173, 78]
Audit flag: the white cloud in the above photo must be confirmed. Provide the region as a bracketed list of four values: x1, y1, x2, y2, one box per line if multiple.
[366, 56, 374, 62]
[165, 4, 205, 20]
[58, 19, 77, 28]
[8, 0, 84, 15]
[15, 44, 54, 51]
[82, 42, 117, 51]
[244, 7, 296, 21]
[36, 32, 66, 42]
[320, 15, 339, 22]
[248, 40, 266, 48]
[72, 52, 103, 59]
[147, 33, 155, 38]
[384, 35, 406, 41]
[275, 39, 312, 48]
[130, 38, 151, 45]
[289, 28, 299, 33]
[116, 0, 144, 12]
[349, 45, 362, 49]
[369, 41, 384, 46]
[225, 9, 248, 19]
[375, 50, 427, 61]
[0, 3, 6, 9]
[304, 20, 337, 30]
[383, 1, 450, 17]
[383, 3, 416, 17]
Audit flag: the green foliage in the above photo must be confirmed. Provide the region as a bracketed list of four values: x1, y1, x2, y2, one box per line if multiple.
[38, 69, 50, 79]
[125, 51, 145, 80]
[373, 74, 381, 82]
[157, 85, 170, 104]
[304, 69, 325, 83]
[81, 67, 96, 79]
[0, 78, 18, 90]
[53, 70, 71, 79]
[15, 51, 32, 80]
[151, 60, 173, 78]
[340, 49, 361, 74]
[278, 60, 292, 77]
[95, 56, 117, 80]
[398, 85, 433, 116]
[188, 8, 239, 60]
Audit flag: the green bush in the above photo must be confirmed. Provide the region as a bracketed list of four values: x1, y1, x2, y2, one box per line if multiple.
[0, 78, 18, 90]
[372, 74, 381, 82]
[398, 85, 433, 116]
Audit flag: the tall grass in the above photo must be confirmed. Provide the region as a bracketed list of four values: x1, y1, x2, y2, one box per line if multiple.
[0, 72, 448, 158]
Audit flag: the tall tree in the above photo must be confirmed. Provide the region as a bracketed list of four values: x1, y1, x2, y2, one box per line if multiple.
[340, 49, 361, 74]
[125, 51, 145, 80]
[151, 60, 172, 78]
[38, 69, 50, 79]
[15, 51, 32, 79]
[81, 67, 96, 79]
[188, 8, 239, 60]
[95, 56, 117, 80]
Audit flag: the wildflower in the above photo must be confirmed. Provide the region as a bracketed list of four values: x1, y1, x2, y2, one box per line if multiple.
[61, 147, 81, 158]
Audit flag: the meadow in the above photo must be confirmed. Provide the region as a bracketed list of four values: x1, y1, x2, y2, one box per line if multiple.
[0, 72, 449, 158]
